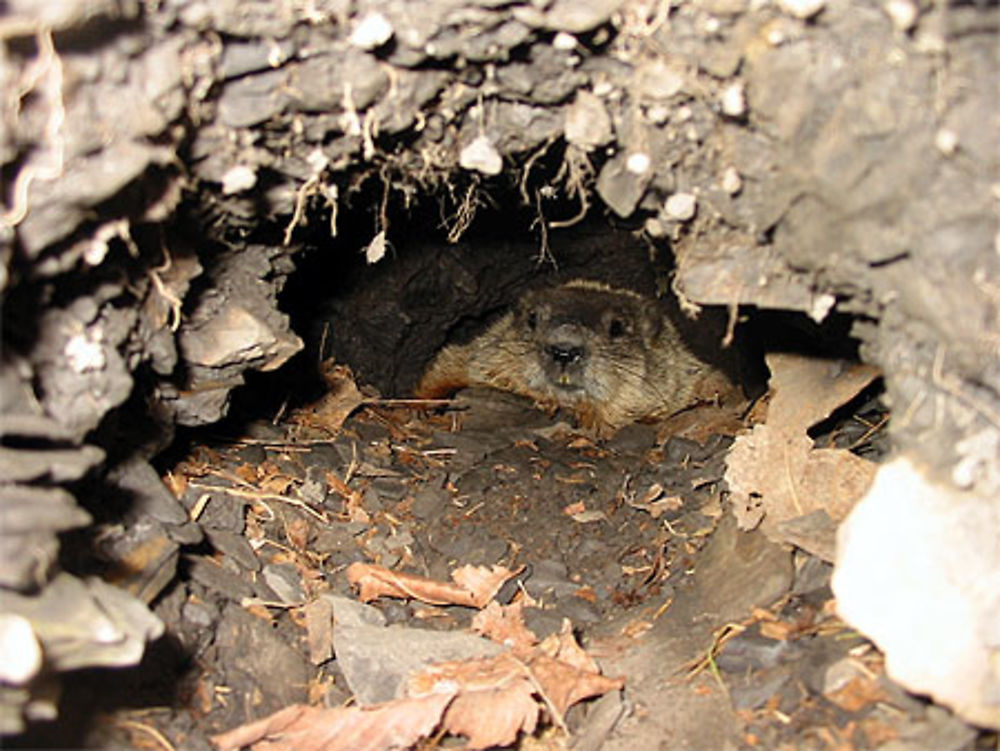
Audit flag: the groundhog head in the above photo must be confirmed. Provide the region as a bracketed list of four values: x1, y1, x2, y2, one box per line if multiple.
[515, 282, 662, 406]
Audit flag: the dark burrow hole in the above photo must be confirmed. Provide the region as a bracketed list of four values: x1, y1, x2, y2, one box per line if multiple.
[28, 168, 889, 749]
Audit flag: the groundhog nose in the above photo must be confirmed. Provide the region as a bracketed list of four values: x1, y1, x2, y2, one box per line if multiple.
[547, 344, 585, 365]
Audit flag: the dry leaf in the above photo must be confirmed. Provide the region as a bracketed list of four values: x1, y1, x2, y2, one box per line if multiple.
[472, 601, 538, 655]
[725, 353, 879, 541]
[297, 361, 365, 434]
[407, 629, 624, 750]
[627, 484, 685, 518]
[347, 562, 520, 608]
[326, 471, 370, 523]
[212, 691, 455, 751]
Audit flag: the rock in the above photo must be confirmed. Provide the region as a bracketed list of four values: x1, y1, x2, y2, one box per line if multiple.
[834, 457, 1000, 729]
[349, 11, 394, 50]
[459, 135, 503, 176]
[693, 514, 793, 623]
[0, 485, 92, 590]
[2, 573, 163, 671]
[328, 595, 502, 705]
[720, 81, 747, 118]
[596, 152, 653, 217]
[777, 0, 825, 18]
[565, 90, 614, 150]
[664, 192, 698, 221]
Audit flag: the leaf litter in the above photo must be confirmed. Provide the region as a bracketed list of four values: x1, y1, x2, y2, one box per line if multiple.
[215, 563, 623, 751]
[724, 352, 881, 559]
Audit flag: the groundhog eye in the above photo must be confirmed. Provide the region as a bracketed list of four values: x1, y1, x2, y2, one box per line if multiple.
[609, 318, 625, 338]
[527, 311, 538, 330]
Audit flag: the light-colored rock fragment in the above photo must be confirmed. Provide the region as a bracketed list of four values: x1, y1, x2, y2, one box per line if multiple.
[459, 135, 503, 176]
[720, 81, 747, 117]
[884, 0, 918, 31]
[834, 457, 1000, 729]
[565, 91, 613, 150]
[626, 152, 651, 175]
[664, 192, 697, 221]
[349, 11, 394, 50]
[935, 128, 958, 156]
[0, 615, 42, 684]
[721, 166, 743, 195]
[221, 164, 257, 195]
[777, 0, 825, 19]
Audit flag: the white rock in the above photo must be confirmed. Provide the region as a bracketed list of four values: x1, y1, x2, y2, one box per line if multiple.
[935, 128, 958, 156]
[0, 615, 42, 684]
[834, 457, 1000, 728]
[884, 0, 918, 31]
[459, 135, 503, 176]
[637, 60, 686, 100]
[777, 0, 825, 19]
[664, 192, 697, 221]
[626, 152, 651, 175]
[564, 91, 613, 150]
[553, 31, 577, 50]
[644, 217, 667, 238]
[364, 230, 387, 265]
[645, 104, 670, 125]
[221, 164, 257, 195]
[349, 11, 394, 50]
[721, 166, 743, 195]
[720, 81, 747, 117]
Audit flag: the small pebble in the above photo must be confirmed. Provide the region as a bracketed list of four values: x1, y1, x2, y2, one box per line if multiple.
[221, 164, 257, 195]
[644, 217, 667, 238]
[884, 0, 918, 31]
[665, 192, 697, 221]
[626, 152, 651, 175]
[553, 31, 577, 50]
[720, 81, 747, 117]
[934, 128, 958, 156]
[459, 135, 503, 175]
[0, 615, 42, 684]
[777, 0, 825, 19]
[349, 11, 394, 50]
[721, 166, 743, 195]
[645, 104, 670, 125]
[565, 91, 613, 149]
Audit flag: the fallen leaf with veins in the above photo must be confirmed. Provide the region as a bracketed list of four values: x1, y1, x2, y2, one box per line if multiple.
[725, 352, 880, 547]
[408, 623, 624, 749]
[347, 562, 521, 608]
[212, 691, 455, 751]
[472, 600, 538, 655]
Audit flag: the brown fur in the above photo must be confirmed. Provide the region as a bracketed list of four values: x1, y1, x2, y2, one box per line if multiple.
[416, 280, 733, 435]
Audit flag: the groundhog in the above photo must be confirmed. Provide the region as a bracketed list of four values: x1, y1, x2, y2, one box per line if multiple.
[416, 280, 734, 435]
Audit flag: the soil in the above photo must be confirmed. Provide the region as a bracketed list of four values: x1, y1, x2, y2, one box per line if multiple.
[16, 380, 979, 750]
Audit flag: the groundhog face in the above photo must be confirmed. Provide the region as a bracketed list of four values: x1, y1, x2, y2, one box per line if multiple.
[516, 286, 661, 405]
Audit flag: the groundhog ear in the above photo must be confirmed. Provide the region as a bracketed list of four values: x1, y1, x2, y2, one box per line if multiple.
[638, 301, 662, 340]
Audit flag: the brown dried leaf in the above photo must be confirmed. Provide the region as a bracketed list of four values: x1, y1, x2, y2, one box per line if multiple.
[234, 463, 258, 484]
[537, 621, 600, 674]
[326, 471, 370, 523]
[407, 624, 623, 749]
[441, 682, 541, 750]
[307, 361, 365, 433]
[725, 353, 879, 540]
[347, 562, 519, 608]
[407, 654, 541, 749]
[472, 601, 538, 655]
[212, 691, 454, 751]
